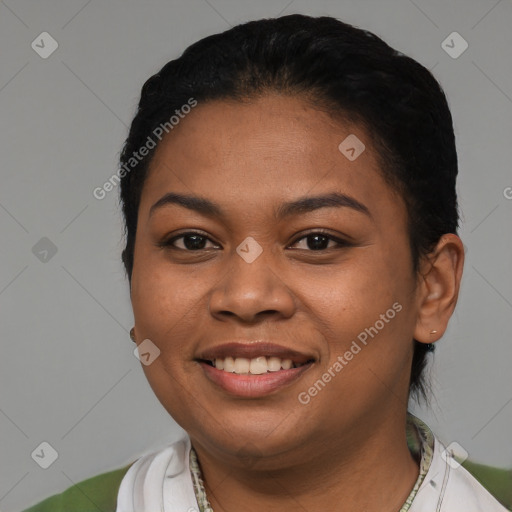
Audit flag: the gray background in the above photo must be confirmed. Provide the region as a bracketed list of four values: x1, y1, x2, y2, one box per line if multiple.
[0, 1, 511, 511]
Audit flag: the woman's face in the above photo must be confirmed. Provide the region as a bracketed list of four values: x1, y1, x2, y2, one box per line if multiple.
[130, 94, 424, 468]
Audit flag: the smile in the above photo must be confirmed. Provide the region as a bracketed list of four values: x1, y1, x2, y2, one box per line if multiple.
[195, 341, 316, 397]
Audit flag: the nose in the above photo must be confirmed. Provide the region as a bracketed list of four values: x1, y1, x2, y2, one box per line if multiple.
[208, 247, 296, 323]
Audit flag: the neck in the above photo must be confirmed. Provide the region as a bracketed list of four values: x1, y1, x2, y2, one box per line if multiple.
[191, 411, 420, 512]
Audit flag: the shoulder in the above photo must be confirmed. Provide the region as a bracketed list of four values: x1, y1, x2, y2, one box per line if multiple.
[458, 459, 512, 511]
[20, 463, 133, 512]
[408, 413, 511, 511]
[424, 435, 511, 512]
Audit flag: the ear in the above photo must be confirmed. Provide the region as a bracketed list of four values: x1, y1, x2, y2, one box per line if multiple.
[413, 234, 465, 344]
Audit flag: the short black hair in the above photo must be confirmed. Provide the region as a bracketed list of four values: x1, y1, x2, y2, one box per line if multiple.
[118, 14, 460, 403]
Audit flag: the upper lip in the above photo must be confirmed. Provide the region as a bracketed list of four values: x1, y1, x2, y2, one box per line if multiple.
[196, 342, 316, 365]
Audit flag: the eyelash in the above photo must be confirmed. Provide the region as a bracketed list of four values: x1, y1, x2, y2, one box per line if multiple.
[159, 230, 352, 252]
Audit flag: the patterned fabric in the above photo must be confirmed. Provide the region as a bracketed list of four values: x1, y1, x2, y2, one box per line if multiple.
[189, 446, 214, 512]
[400, 413, 435, 511]
[188, 412, 435, 511]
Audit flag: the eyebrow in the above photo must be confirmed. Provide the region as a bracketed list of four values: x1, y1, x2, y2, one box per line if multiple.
[148, 191, 372, 221]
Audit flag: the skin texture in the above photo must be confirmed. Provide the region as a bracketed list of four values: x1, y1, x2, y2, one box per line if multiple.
[129, 93, 464, 511]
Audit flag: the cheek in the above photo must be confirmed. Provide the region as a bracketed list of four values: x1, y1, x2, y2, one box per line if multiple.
[131, 249, 201, 331]
[302, 247, 414, 366]
[139, 355, 201, 434]
[131, 265, 202, 412]
[303, 254, 401, 323]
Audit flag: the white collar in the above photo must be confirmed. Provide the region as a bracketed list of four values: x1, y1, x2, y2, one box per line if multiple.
[116, 427, 507, 512]
[116, 436, 197, 512]
[409, 434, 508, 511]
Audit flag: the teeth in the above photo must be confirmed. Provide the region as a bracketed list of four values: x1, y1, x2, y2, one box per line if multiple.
[249, 356, 268, 374]
[281, 359, 293, 370]
[267, 357, 282, 372]
[223, 357, 235, 372]
[234, 357, 250, 374]
[212, 356, 302, 374]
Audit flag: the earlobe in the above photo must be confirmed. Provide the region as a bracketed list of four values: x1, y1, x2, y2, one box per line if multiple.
[413, 234, 465, 344]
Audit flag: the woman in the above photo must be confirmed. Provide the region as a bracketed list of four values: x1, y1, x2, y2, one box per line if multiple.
[22, 13, 511, 512]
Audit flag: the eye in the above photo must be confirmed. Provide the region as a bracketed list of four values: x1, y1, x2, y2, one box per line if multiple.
[160, 231, 220, 251]
[159, 230, 351, 252]
[289, 231, 351, 251]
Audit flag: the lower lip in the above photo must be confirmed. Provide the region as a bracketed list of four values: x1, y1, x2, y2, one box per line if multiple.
[199, 361, 313, 398]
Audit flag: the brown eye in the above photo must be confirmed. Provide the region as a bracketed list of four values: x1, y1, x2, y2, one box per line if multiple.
[289, 232, 351, 251]
[161, 232, 220, 251]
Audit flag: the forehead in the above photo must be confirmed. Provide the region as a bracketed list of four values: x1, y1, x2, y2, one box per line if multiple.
[140, 94, 404, 223]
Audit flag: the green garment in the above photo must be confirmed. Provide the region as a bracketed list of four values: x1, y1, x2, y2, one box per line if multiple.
[21, 463, 132, 512]
[21, 446, 512, 512]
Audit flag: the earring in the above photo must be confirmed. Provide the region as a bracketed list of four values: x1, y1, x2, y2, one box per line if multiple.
[130, 327, 136, 343]
[426, 329, 438, 352]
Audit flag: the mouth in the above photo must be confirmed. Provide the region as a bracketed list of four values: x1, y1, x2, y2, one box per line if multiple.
[196, 342, 316, 397]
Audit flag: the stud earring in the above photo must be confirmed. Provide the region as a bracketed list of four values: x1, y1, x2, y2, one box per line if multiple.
[426, 330, 438, 352]
[130, 327, 136, 343]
